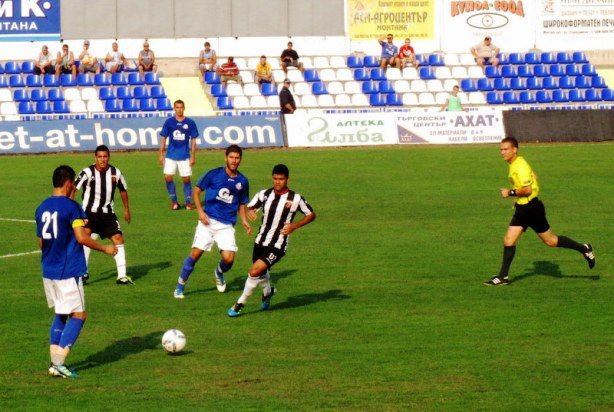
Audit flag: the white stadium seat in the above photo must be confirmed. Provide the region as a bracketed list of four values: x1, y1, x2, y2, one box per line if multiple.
[435, 67, 452, 79]
[327, 81, 344, 95]
[444, 53, 460, 66]
[418, 92, 436, 105]
[467, 66, 484, 78]
[313, 56, 329, 69]
[233, 57, 248, 70]
[266, 95, 280, 109]
[426, 80, 444, 92]
[459, 92, 469, 104]
[469, 92, 486, 104]
[351, 94, 369, 106]
[319, 68, 336, 82]
[318, 94, 335, 107]
[0, 89, 12, 102]
[451, 66, 468, 79]
[250, 96, 267, 108]
[273, 69, 286, 83]
[336, 68, 354, 81]
[329, 56, 346, 68]
[386, 68, 402, 81]
[301, 95, 319, 108]
[80, 87, 98, 101]
[226, 84, 244, 97]
[435, 92, 449, 105]
[233, 96, 250, 109]
[87, 100, 104, 113]
[64, 88, 81, 101]
[334, 94, 351, 107]
[444, 79, 460, 91]
[300, 57, 313, 69]
[460, 53, 476, 66]
[243, 83, 261, 97]
[402, 93, 418, 106]
[343, 81, 361, 95]
[402, 67, 419, 80]
[1, 101, 18, 115]
[394, 80, 410, 93]
[69, 100, 87, 113]
[240, 70, 254, 84]
[293, 82, 312, 96]
[247, 57, 260, 70]
[287, 70, 304, 83]
[410, 80, 427, 92]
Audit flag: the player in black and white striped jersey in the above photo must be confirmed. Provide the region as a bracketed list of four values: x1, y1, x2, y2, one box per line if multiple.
[228, 164, 316, 317]
[74, 145, 133, 285]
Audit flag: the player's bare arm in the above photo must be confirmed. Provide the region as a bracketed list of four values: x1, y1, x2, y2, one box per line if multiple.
[74, 226, 118, 256]
[246, 207, 259, 221]
[158, 138, 166, 165]
[189, 138, 196, 166]
[193, 186, 209, 224]
[120, 190, 131, 223]
[281, 211, 316, 235]
[500, 185, 532, 198]
[239, 204, 251, 235]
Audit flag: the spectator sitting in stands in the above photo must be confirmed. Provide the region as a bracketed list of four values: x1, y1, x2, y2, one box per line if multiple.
[217, 56, 244, 87]
[398, 38, 419, 69]
[34, 45, 55, 75]
[138, 41, 157, 77]
[55, 44, 77, 78]
[198, 41, 217, 77]
[378, 34, 398, 69]
[471, 36, 500, 73]
[105, 41, 128, 74]
[78, 40, 101, 74]
[280, 42, 304, 74]
[254, 55, 275, 87]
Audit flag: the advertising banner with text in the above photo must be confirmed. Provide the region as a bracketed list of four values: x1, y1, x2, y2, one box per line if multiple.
[0, 115, 284, 154]
[0, 0, 61, 41]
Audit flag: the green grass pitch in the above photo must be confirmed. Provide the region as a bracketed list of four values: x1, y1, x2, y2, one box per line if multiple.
[0, 143, 612, 410]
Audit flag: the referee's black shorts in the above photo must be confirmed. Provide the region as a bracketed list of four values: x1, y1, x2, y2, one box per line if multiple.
[85, 212, 122, 239]
[509, 198, 550, 234]
[252, 244, 285, 269]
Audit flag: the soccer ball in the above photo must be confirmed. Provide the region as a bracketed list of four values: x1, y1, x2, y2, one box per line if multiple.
[162, 329, 186, 353]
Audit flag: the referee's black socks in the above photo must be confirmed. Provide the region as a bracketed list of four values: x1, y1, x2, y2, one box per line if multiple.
[499, 245, 516, 278]
[557, 236, 586, 253]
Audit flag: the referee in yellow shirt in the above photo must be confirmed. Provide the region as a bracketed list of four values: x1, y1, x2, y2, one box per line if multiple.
[484, 137, 595, 285]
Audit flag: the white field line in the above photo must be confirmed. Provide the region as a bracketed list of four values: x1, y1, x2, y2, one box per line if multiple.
[0, 250, 40, 259]
[0, 218, 35, 223]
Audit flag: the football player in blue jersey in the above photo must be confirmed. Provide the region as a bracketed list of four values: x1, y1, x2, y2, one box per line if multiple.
[159, 99, 200, 210]
[35, 165, 117, 378]
[174, 145, 251, 298]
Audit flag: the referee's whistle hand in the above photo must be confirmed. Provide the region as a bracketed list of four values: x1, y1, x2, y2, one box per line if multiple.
[500, 188, 509, 198]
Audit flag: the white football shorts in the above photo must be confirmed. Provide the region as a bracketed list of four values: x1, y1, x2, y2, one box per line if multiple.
[164, 158, 192, 177]
[43, 277, 85, 314]
[192, 218, 238, 252]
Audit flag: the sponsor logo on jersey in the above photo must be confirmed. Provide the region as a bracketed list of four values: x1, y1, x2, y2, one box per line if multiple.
[236, 182, 242, 191]
[216, 188, 234, 204]
[172, 130, 186, 141]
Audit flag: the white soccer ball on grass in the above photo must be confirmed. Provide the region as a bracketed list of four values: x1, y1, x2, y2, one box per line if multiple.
[162, 329, 186, 353]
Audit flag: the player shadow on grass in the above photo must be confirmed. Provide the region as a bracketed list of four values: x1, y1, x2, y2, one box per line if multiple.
[512, 260, 600, 284]
[86, 261, 172, 285]
[273, 289, 350, 311]
[186, 269, 298, 296]
[71, 331, 164, 371]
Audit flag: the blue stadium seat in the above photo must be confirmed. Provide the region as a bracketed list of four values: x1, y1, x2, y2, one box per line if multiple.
[13, 89, 29, 102]
[94, 73, 111, 86]
[527, 77, 542, 90]
[543, 77, 559, 89]
[369, 93, 386, 106]
[138, 98, 156, 111]
[428, 54, 444, 66]
[572, 51, 588, 63]
[548, 64, 564, 77]
[26, 74, 43, 87]
[128, 73, 144, 85]
[508, 53, 524, 65]
[111, 73, 127, 85]
[105, 99, 121, 112]
[524, 52, 540, 64]
[477, 78, 494, 91]
[150, 85, 166, 99]
[486, 91, 502, 104]
[503, 91, 519, 104]
[9, 75, 25, 88]
[536, 90, 552, 103]
[574, 76, 591, 89]
[156, 98, 173, 110]
[53, 101, 70, 113]
[519, 91, 536, 104]
[532, 64, 548, 77]
[312, 82, 328, 95]
[602, 89, 614, 101]
[303, 69, 320, 82]
[216, 97, 233, 110]
[591, 76, 607, 88]
[21, 61, 34, 73]
[99, 87, 115, 100]
[370, 68, 387, 80]
[415, 54, 428, 66]
[565, 64, 581, 76]
[500, 65, 516, 78]
[418, 67, 436, 80]
[386, 93, 403, 106]
[559, 76, 575, 89]
[133, 86, 150, 99]
[354, 68, 369, 81]
[5, 61, 21, 74]
[18, 101, 35, 114]
[347, 56, 363, 68]
[30, 89, 46, 101]
[581, 64, 596, 76]
[363, 56, 379, 67]
[116, 86, 132, 99]
[145, 72, 161, 85]
[47, 88, 63, 101]
[361, 81, 378, 94]
[0, 76, 7, 87]
[497, 54, 509, 65]
[484, 66, 500, 78]
[517, 65, 533, 77]
[540, 52, 556, 64]
[35, 101, 53, 114]
[60, 74, 76, 87]
[261, 83, 277, 96]
[494, 78, 510, 90]
[122, 98, 139, 112]
[460, 79, 478, 92]
[510, 78, 526, 90]
[378, 80, 394, 94]
[568, 89, 584, 102]
[552, 89, 569, 102]
[77, 73, 93, 86]
[585, 89, 601, 101]
[556, 52, 573, 64]
[204, 71, 220, 84]
[210, 84, 227, 97]
[0, 63, 4, 75]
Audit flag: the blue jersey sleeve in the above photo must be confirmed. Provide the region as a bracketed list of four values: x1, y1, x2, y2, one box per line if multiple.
[239, 178, 249, 205]
[196, 169, 214, 191]
[189, 119, 199, 139]
[160, 118, 171, 138]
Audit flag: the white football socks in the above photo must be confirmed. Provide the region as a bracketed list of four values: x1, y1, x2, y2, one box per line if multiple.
[237, 275, 260, 304]
[114, 244, 126, 278]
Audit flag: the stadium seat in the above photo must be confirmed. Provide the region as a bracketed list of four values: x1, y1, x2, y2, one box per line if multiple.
[293, 82, 311, 96]
[0, 63, 4, 75]
[0, 89, 12, 102]
[303, 69, 320, 82]
[486, 91, 502, 104]
[312, 82, 327, 95]
[402, 92, 418, 105]
[418, 92, 435, 105]
[361, 81, 378, 94]
[138, 98, 156, 111]
[451, 66, 468, 79]
[426, 79, 444, 92]
[503, 91, 519, 104]
[557, 52, 572, 64]
[127, 73, 144, 85]
[584, 89, 601, 101]
[81, 87, 98, 101]
[351, 94, 369, 106]
[415, 54, 428, 66]
[494, 78, 510, 90]
[64, 88, 81, 101]
[210, 84, 227, 97]
[116, 86, 132, 99]
[378, 81, 395, 94]
[540, 52, 556, 64]
[435, 92, 449, 105]
[111, 73, 127, 85]
[53, 100, 70, 114]
[156, 98, 173, 110]
[467, 66, 483, 78]
[572, 51, 588, 63]
[318, 68, 336, 82]
[444, 53, 460, 66]
[336, 68, 354, 82]
[94, 73, 111, 86]
[484, 66, 500, 78]
[468, 92, 485, 104]
[317, 94, 334, 107]
[261, 83, 277, 96]
[386, 68, 403, 81]
[568, 89, 584, 102]
[150, 85, 166, 99]
[26, 74, 43, 87]
[428, 54, 444, 66]
[105, 99, 121, 112]
[460, 79, 478, 92]
[354, 68, 369, 81]
[226, 83, 243, 97]
[418, 67, 436, 80]
[233, 96, 250, 110]
[301, 95, 318, 108]
[519, 91, 536, 104]
[565, 64, 581, 76]
[574, 76, 591, 89]
[559, 76, 575, 89]
[343, 81, 361, 95]
[69, 100, 87, 114]
[552, 89, 569, 102]
[394, 80, 410, 93]
[145, 72, 161, 85]
[60, 74, 76, 87]
[87, 99, 105, 114]
[266, 95, 280, 109]
[4, 62, 21, 74]
[508, 53, 524, 65]
[532, 64, 548, 77]
[411, 79, 427, 92]
[402, 67, 419, 80]
[216, 96, 233, 110]
[18, 101, 35, 114]
[312, 56, 329, 69]
[9, 75, 25, 88]
[347, 56, 363, 68]
[287, 70, 303, 83]
[133, 86, 150, 99]
[47, 89, 63, 101]
[524, 52, 540, 64]
[497, 54, 509, 65]
[602, 89, 614, 101]
[433, 66, 451, 80]
[592, 76, 607, 88]
[334, 94, 351, 107]
[477, 78, 494, 91]
[13, 89, 29, 102]
[99, 87, 115, 100]
[329, 56, 346, 69]
[363, 56, 379, 67]
[77, 73, 94, 86]
[369, 93, 386, 106]
[0, 101, 17, 115]
[0, 77, 7, 88]
[386, 93, 402, 106]
[547, 64, 564, 77]
[536, 90, 553, 103]
[517, 65, 533, 77]
[243, 82, 260, 97]
[370, 68, 387, 81]
[527, 77, 543, 90]
[248, 95, 267, 108]
[510, 78, 526, 90]
[543, 77, 559, 89]
[581, 64, 596, 76]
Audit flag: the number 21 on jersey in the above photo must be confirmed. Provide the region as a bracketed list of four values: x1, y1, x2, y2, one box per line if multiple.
[41, 211, 58, 239]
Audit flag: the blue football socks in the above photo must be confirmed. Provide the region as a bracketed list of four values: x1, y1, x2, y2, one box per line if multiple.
[179, 256, 196, 284]
[183, 182, 192, 205]
[166, 180, 177, 203]
[59, 317, 86, 349]
[49, 314, 68, 345]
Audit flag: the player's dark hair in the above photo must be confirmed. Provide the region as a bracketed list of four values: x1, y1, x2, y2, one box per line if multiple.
[260, 55, 266, 59]
[272, 164, 289, 178]
[95, 144, 110, 155]
[226, 144, 242, 157]
[204, 41, 210, 46]
[501, 137, 519, 148]
[52, 165, 75, 188]
[173, 99, 185, 107]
